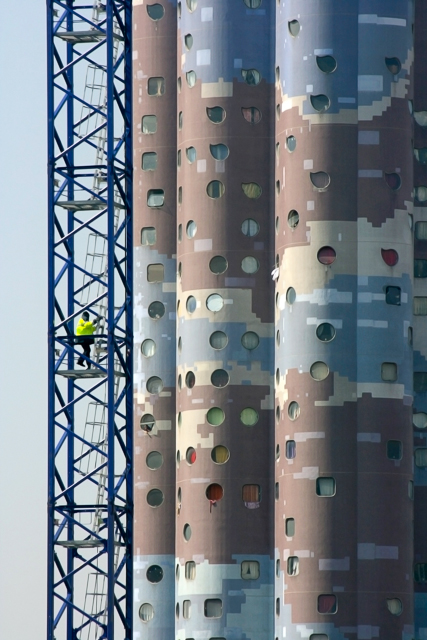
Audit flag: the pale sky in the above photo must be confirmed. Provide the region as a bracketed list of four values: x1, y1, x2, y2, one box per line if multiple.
[0, 2, 47, 637]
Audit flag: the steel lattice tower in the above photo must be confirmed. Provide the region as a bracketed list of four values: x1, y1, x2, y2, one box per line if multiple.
[47, 2, 133, 638]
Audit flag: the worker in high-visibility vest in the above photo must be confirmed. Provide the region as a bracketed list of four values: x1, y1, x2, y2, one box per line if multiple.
[76, 311, 99, 368]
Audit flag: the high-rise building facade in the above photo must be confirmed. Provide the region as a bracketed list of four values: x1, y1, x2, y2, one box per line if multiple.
[133, 1, 423, 638]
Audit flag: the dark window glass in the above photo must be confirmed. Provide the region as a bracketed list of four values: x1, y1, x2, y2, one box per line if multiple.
[387, 440, 402, 460]
[386, 286, 401, 305]
[415, 259, 427, 278]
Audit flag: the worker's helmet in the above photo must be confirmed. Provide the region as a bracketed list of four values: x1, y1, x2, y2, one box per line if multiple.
[82, 311, 90, 321]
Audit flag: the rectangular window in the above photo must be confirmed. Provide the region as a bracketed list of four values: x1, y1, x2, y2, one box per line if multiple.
[318, 594, 337, 614]
[286, 440, 296, 459]
[241, 560, 259, 580]
[147, 189, 164, 207]
[316, 477, 336, 497]
[141, 227, 156, 246]
[183, 600, 191, 619]
[385, 286, 401, 305]
[147, 264, 164, 283]
[381, 362, 397, 382]
[285, 518, 295, 537]
[414, 372, 427, 392]
[415, 448, 427, 467]
[148, 77, 165, 96]
[414, 563, 427, 582]
[415, 259, 427, 278]
[242, 484, 261, 508]
[142, 115, 157, 134]
[387, 440, 402, 460]
[204, 599, 222, 618]
[142, 152, 157, 171]
[185, 561, 196, 580]
[414, 297, 427, 315]
[310, 635, 329, 640]
[287, 556, 299, 576]
[415, 221, 427, 240]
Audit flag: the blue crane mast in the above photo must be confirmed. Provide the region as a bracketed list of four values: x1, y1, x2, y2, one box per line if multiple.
[47, 1, 133, 638]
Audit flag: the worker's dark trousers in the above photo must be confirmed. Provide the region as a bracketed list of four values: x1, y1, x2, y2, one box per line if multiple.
[76, 336, 95, 366]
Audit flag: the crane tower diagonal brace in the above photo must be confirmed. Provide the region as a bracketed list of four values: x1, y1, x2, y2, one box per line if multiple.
[47, 1, 133, 639]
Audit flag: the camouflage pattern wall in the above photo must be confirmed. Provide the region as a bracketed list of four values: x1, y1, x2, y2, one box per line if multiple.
[133, 0, 417, 638]
[275, 0, 414, 638]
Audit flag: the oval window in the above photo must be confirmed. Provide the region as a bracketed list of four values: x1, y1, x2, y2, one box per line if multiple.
[288, 19, 300, 36]
[386, 598, 402, 616]
[206, 106, 225, 123]
[186, 295, 197, 313]
[146, 376, 164, 394]
[241, 218, 259, 236]
[186, 447, 196, 464]
[241, 256, 259, 273]
[147, 4, 165, 20]
[310, 171, 330, 190]
[244, 0, 261, 7]
[148, 301, 165, 318]
[413, 412, 427, 429]
[209, 331, 228, 349]
[146, 565, 164, 583]
[288, 210, 299, 228]
[141, 339, 156, 357]
[316, 55, 337, 73]
[147, 488, 164, 507]
[242, 182, 262, 198]
[286, 135, 296, 152]
[211, 369, 229, 387]
[288, 401, 300, 420]
[139, 603, 154, 622]
[186, 146, 196, 163]
[186, 70, 196, 87]
[310, 361, 329, 381]
[240, 407, 259, 426]
[183, 523, 192, 541]
[185, 371, 195, 388]
[381, 248, 399, 267]
[310, 94, 330, 112]
[186, 220, 197, 238]
[211, 445, 230, 464]
[316, 323, 336, 342]
[241, 331, 259, 350]
[210, 143, 229, 160]
[184, 33, 193, 50]
[385, 57, 401, 74]
[206, 293, 224, 312]
[317, 246, 336, 265]
[286, 287, 296, 304]
[209, 255, 228, 274]
[207, 180, 225, 198]
[146, 451, 163, 469]
[207, 407, 225, 426]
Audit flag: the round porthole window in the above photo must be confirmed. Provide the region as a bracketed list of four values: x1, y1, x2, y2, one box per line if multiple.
[211, 369, 229, 387]
[147, 488, 164, 507]
[209, 255, 228, 274]
[141, 339, 156, 357]
[146, 451, 163, 469]
[241, 256, 259, 273]
[241, 218, 259, 237]
[146, 376, 164, 394]
[288, 19, 300, 36]
[186, 220, 197, 238]
[206, 293, 224, 312]
[241, 331, 259, 350]
[148, 301, 165, 319]
[146, 565, 164, 583]
[183, 523, 192, 541]
[209, 331, 228, 349]
[310, 361, 329, 381]
[207, 407, 225, 426]
[288, 401, 300, 420]
[286, 287, 296, 304]
[185, 371, 195, 388]
[316, 323, 336, 342]
[286, 135, 296, 152]
[317, 246, 336, 265]
[186, 447, 196, 464]
[140, 414, 155, 432]
[211, 445, 230, 464]
[139, 603, 154, 622]
[240, 407, 259, 426]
